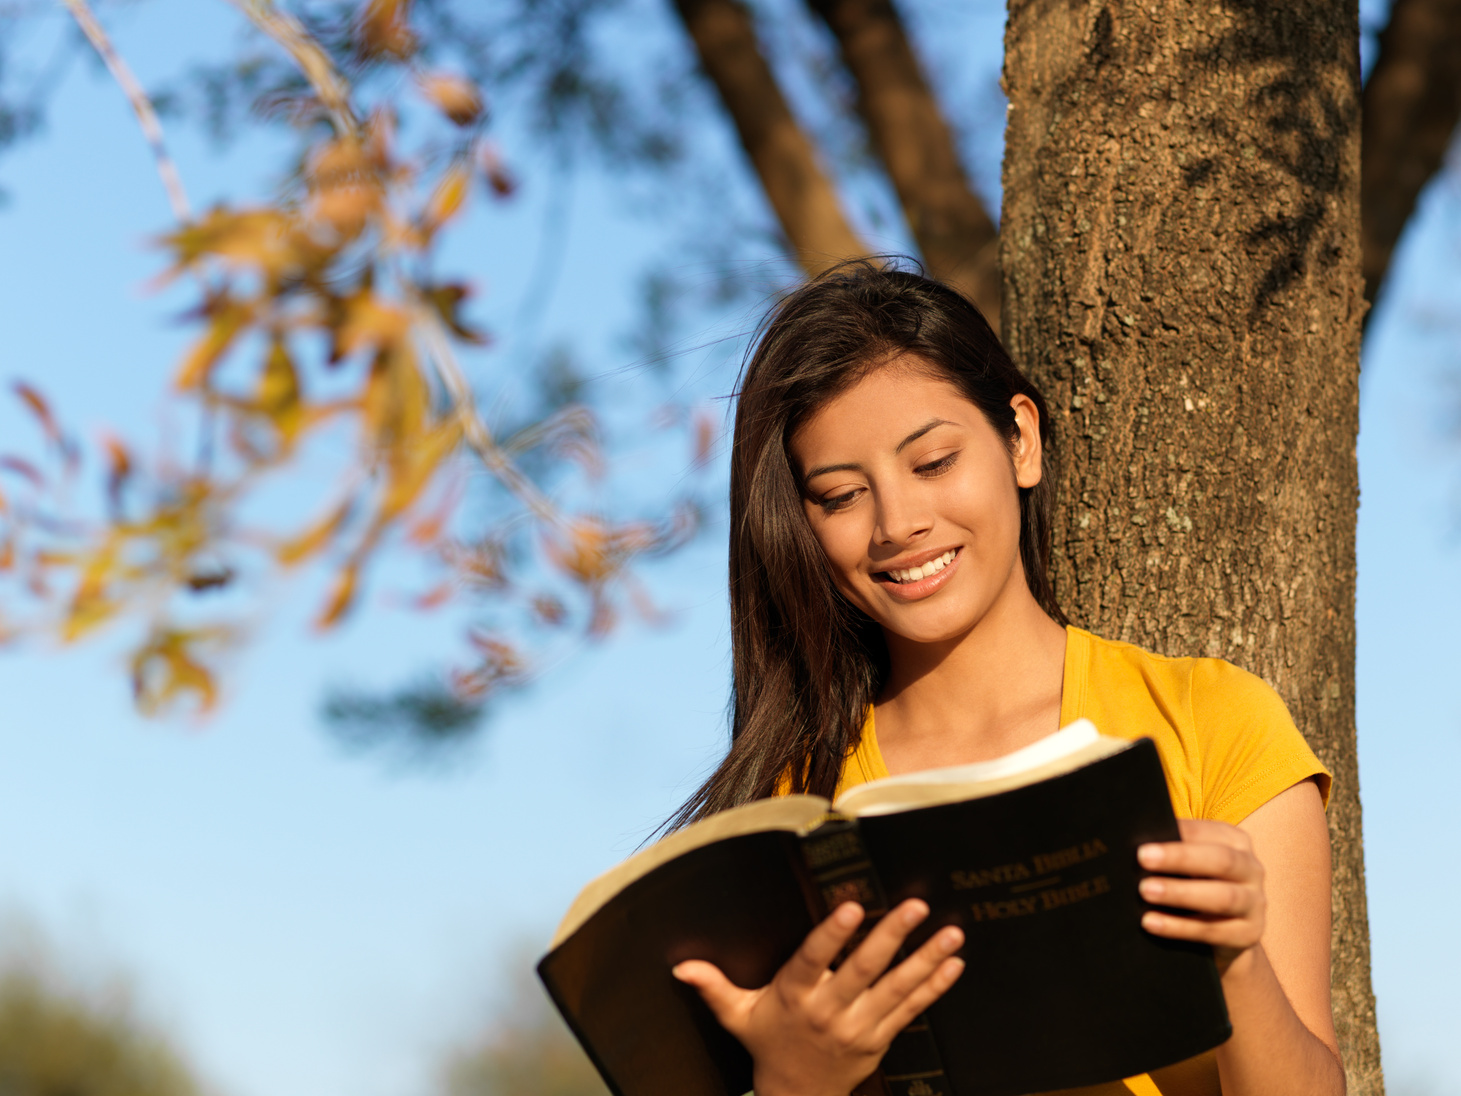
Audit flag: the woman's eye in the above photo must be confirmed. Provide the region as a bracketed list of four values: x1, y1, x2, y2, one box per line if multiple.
[915, 452, 959, 476]
[819, 489, 860, 512]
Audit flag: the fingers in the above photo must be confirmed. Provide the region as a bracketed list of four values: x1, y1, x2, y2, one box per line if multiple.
[1138, 821, 1265, 951]
[825, 900, 930, 1005]
[672, 960, 752, 1031]
[872, 956, 966, 1046]
[1138, 829, 1261, 884]
[860, 921, 965, 1020]
[780, 902, 867, 990]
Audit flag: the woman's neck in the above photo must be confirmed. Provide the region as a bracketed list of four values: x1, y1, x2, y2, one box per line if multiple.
[873, 588, 1068, 775]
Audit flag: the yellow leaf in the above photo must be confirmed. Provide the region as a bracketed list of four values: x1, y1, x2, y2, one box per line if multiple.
[258, 337, 304, 442]
[277, 501, 353, 566]
[316, 561, 361, 628]
[131, 630, 219, 715]
[420, 162, 471, 235]
[177, 298, 250, 389]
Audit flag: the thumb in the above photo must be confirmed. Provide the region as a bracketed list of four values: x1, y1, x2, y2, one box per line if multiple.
[672, 959, 749, 1028]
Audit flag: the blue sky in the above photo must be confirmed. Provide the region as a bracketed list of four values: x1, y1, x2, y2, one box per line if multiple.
[1, 3, 1458, 1096]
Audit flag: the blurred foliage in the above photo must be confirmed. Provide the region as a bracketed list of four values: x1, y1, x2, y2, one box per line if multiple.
[440, 967, 608, 1096]
[0, 939, 206, 1096]
[0, 0, 708, 730]
[323, 673, 487, 756]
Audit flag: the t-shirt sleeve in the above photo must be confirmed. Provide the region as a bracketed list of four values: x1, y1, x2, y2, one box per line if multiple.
[1190, 660, 1332, 824]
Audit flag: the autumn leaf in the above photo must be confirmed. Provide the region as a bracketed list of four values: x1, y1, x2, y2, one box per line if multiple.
[277, 501, 354, 566]
[316, 560, 362, 628]
[100, 433, 133, 517]
[175, 295, 251, 389]
[0, 456, 44, 487]
[130, 629, 220, 715]
[258, 336, 304, 445]
[356, 0, 417, 60]
[478, 143, 516, 198]
[415, 71, 483, 127]
[420, 161, 471, 236]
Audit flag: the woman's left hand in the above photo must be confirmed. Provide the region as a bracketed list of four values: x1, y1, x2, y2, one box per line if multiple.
[1136, 819, 1266, 969]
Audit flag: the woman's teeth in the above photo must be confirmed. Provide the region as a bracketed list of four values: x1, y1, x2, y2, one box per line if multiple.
[886, 549, 957, 584]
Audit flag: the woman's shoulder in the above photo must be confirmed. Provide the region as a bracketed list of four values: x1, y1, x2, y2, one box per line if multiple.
[1071, 625, 1285, 708]
[1067, 626, 1328, 821]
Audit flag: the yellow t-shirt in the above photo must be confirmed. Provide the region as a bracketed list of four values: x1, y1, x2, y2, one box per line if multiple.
[835, 625, 1331, 1096]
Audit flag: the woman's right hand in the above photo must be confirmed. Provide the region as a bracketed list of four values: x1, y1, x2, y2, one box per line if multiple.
[672, 898, 966, 1096]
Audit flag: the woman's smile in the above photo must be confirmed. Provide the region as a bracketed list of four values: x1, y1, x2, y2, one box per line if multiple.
[873, 546, 963, 600]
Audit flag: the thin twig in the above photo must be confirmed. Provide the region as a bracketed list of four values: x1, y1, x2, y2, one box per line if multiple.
[412, 301, 563, 528]
[227, 0, 358, 138]
[58, 0, 190, 222]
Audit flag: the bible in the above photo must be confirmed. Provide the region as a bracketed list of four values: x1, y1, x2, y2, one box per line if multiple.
[537, 722, 1231, 1096]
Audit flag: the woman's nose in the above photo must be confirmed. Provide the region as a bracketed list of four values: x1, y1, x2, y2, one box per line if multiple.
[874, 488, 933, 546]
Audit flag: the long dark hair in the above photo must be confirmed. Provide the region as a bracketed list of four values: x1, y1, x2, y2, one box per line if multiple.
[668, 261, 1065, 829]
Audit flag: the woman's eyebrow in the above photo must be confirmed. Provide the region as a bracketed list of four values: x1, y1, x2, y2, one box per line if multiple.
[804, 460, 861, 480]
[803, 418, 957, 480]
[895, 418, 955, 453]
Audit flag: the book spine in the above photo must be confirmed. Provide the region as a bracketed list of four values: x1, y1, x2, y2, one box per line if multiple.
[798, 816, 951, 1096]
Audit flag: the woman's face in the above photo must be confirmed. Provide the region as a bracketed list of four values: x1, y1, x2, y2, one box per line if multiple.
[788, 358, 1043, 647]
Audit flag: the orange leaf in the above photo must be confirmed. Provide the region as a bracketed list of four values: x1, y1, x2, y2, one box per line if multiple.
[13, 382, 61, 445]
[0, 456, 44, 486]
[356, 0, 417, 59]
[478, 143, 515, 198]
[415, 71, 483, 127]
[413, 581, 453, 610]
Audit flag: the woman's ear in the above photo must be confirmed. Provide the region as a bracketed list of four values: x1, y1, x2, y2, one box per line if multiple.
[1009, 394, 1043, 488]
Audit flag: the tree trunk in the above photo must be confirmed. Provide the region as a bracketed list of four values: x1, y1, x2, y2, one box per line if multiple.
[671, 0, 868, 274]
[1359, 0, 1461, 320]
[1000, 2, 1381, 1093]
[807, 0, 1003, 328]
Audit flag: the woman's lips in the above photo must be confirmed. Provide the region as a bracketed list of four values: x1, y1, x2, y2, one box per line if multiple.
[873, 547, 962, 601]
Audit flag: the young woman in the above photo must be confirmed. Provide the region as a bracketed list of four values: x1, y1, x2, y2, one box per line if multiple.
[670, 264, 1344, 1096]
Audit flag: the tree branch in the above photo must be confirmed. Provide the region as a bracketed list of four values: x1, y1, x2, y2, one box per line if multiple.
[227, 0, 359, 137]
[671, 0, 867, 275]
[59, 0, 190, 222]
[1360, 0, 1461, 324]
[808, 0, 1001, 329]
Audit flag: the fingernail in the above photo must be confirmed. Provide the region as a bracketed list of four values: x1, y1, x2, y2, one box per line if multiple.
[945, 957, 966, 980]
[1138, 844, 1164, 868]
[902, 900, 929, 927]
[836, 902, 863, 927]
[939, 926, 964, 951]
[671, 963, 689, 980]
[1139, 878, 1165, 900]
[1141, 911, 1163, 932]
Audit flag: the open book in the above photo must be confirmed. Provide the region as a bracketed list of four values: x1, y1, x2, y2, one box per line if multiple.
[538, 723, 1230, 1096]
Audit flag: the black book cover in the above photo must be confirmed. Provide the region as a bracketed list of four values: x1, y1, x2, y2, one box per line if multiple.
[538, 737, 1231, 1096]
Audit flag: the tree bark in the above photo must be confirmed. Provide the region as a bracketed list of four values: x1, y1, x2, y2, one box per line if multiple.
[807, 0, 1003, 328]
[672, 0, 868, 274]
[1001, 2, 1381, 1093]
[1359, 0, 1461, 320]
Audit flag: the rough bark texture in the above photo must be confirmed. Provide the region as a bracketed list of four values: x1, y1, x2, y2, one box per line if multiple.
[808, 0, 1003, 327]
[673, 0, 868, 274]
[1000, 2, 1381, 1093]
[1360, 0, 1461, 318]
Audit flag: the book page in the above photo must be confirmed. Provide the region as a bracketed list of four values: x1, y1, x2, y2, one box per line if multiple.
[834, 720, 1135, 817]
[548, 794, 832, 949]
